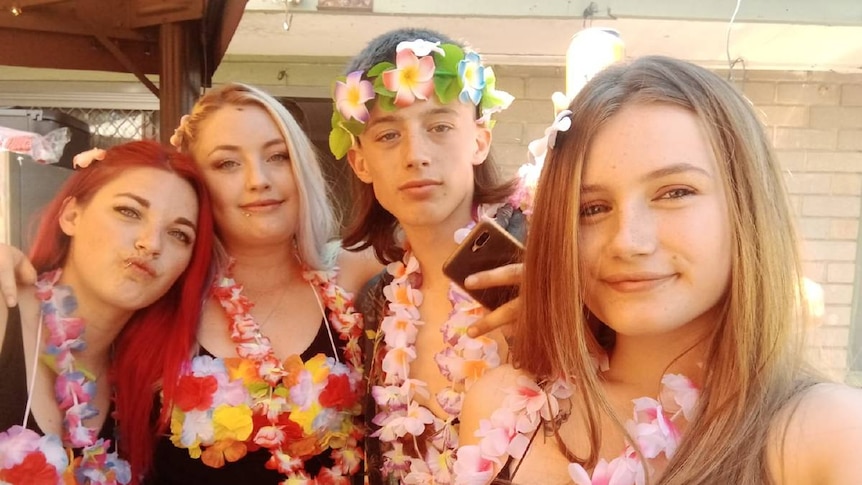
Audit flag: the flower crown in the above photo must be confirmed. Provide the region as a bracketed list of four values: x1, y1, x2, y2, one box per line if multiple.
[328, 39, 515, 159]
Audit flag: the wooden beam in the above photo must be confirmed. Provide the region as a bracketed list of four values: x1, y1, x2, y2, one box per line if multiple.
[159, 21, 201, 144]
[90, 29, 160, 97]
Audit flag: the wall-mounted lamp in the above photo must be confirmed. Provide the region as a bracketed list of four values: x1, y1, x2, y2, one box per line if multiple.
[565, 27, 625, 99]
[10, 5, 22, 16]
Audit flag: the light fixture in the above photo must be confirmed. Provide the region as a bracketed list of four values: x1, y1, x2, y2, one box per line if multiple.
[10, 5, 22, 16]
[564, 27, 625, 99]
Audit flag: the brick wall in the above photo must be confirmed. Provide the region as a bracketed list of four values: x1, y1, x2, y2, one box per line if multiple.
[492, 66, 862, 381]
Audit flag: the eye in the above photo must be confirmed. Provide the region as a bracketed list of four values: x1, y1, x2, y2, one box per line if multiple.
[115, 206, 141, 219]
[268, 152, 290, 164]
[659, 187, 696, 200]
[579, 202, 609, 219]
[168, 228, 193, 245]
[375, 131, 399, 143]
[429, 123, 453, 134]
[214, 159, 240, 170]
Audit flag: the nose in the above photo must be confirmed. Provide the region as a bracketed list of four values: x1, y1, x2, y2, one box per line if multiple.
[608, 202, 657, 259]
[246, 158, 272, 191]
[135, 225, 163, 258]
[402, 129, 431, 169]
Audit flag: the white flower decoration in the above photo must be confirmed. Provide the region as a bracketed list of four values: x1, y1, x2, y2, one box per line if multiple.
[396, 39, 445, 57]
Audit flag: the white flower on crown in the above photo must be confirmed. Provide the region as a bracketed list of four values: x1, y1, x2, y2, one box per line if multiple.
[396, 39, 446, 57]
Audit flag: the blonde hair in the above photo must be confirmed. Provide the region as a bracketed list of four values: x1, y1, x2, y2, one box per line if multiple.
[515, 56, 818, 484]
[175, 83, 338, 270]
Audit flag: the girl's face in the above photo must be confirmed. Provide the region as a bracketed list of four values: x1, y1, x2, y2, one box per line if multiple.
[577, 103, 732, 340]
[60, 167, 198, 313]
[191, 104, 300, 251]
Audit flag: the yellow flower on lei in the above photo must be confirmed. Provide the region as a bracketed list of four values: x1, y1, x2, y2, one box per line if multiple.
[212, 404, 253, 442]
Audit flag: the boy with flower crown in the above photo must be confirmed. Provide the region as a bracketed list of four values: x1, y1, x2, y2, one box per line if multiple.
[330, 28, 526, 484]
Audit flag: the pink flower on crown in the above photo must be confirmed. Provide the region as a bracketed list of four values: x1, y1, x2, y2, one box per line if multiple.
[334, 71, 375, 122]
[72, 147, 106, 169]
[382, 48, 436, 107]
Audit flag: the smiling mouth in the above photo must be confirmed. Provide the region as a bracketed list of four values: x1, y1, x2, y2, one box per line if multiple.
[604, 274, 676, 292]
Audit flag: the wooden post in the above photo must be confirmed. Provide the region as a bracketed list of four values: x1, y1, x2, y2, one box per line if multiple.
[159, 21, 201, 145]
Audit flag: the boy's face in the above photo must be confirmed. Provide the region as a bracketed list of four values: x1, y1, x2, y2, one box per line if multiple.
[348, 97, 491, 236]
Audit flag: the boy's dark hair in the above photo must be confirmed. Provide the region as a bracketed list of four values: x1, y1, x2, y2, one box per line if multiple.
[341, 27, 519, 263]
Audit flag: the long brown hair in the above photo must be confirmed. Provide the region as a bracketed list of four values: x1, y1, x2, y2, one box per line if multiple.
[515, 55, 817, 484]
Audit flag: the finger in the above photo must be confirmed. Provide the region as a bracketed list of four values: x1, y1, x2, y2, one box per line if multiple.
[467, 297, 522, 337]
[464, 263, 524, 289]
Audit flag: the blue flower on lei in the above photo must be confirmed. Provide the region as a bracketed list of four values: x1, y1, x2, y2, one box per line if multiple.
[458, 52, 486, 105]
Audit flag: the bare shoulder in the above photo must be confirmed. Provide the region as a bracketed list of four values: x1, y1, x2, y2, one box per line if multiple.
[459, 364, 532, 445]
[770, 382, 862, 484]
[334, 247, 383, 293]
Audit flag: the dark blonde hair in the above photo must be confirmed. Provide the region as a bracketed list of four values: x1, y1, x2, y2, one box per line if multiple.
[515, 55, 817, 484]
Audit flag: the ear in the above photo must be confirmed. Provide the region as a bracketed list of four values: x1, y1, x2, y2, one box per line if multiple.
[472, 122, 492, 166]
[347, 144, 374, 184]
[58, 197, 81, 237]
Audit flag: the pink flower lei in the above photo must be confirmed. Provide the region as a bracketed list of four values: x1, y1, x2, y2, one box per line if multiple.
[367, 238, 502, 484]
[0, 270, 131, 485]
[452, 373, 700, 485]
[168, 264, 365, 483]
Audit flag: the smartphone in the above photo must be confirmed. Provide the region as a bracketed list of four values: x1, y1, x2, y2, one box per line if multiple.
[442, 219, 525, 310]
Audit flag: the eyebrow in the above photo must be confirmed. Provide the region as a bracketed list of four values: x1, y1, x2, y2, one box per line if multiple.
[116, 193, 198, 232]
[206, 138, 287, 158]
[581, 162, 713, 194]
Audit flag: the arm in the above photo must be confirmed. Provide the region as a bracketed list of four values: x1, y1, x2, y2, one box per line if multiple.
[0, 244, 36, 307]
[465, 263, 523, 338]
[335, 246, 384, 294]
[769, 383, 862, 484]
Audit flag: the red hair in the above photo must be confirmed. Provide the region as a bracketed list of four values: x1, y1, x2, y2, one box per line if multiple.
[28, 140, 215, 481]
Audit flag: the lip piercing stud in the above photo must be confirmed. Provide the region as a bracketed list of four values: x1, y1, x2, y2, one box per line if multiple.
[124, 260, 133, 268]
[243, 212, 251, 217]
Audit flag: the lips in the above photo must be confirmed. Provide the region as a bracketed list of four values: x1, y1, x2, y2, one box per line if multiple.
[125, 257, 156, 278]
[398, 179, 442, 191]
[602, 272, 676, 292]
[240, 199, 283, 209]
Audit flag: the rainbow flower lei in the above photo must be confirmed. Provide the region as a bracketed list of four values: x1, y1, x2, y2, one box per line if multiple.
[0, 270, 131, 485]
[329, 39, 515, 159]
[168, 266, 364, 483]
[452, 373, 700, 485]
[366, 247, 501, 484]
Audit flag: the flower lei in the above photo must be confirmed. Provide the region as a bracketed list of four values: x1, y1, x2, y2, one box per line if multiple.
[452, 373, 700, 485]
[0, 270, 131, 485]
[367, 248, 501, 484]
[168, 266, 365, 483]
[329, 39, 515, 159]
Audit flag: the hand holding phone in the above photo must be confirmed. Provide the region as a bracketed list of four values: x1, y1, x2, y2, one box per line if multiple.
[442, 220, 525, 310]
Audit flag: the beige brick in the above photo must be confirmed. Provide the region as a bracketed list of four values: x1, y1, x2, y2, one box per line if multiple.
[774, 128, 836, 150]
[783, 172, 831, 194]
[841, 84, 862, 106]
[742, 82, 775, 104]
[824, 305, 853, 327]
[807, 325, 851, 348]
[743, 70, 810, 82]
[810, 106, 862, 129]
[788, 195, 803, 216]
[801, 195, 861, 217]
[802, 240, 857, 261]
[838, 130, 862, 151]
[802, 261, 827, 281]
[492, 143, 529, 174]
[523, 123, 550, 144]
[798, 217, 831, 239]
[501, 99, 558, 123]
[492, 121, 524, 144]
[827, 263, 857, 284]
[832, 174, 862, 195]
[495, 76, 525, 99]
[823, 283, 856, 305]
[775, 150, 806, 171]
[757, 105, 808, 127]
[776, 83, 840, 106]
[494, 65, 562, 79]
[831, 219, 859, 239]
[525, 77, 565, 100]
[806, 152, 862, 173]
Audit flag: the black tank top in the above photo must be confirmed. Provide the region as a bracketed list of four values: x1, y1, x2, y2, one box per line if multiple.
[146, 318, 355, 485]
[0, 306, 116, 443]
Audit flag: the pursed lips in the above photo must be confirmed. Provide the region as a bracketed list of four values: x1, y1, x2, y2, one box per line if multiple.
[125, 257, 156, 277]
